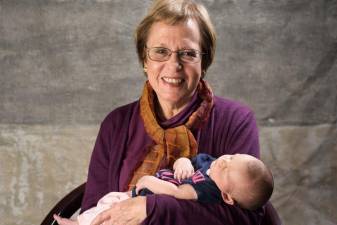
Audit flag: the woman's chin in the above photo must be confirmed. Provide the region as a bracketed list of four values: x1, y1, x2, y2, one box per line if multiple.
[158, 94, 189, 107]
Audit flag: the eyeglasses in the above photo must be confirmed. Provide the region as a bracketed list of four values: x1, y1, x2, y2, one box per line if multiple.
[146, 47, 205, 64]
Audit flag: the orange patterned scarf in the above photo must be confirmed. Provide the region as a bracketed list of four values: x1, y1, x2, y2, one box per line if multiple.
[127, 79, 213, 190]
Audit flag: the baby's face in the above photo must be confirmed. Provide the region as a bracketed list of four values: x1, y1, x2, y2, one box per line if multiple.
[209, 154, 255, 195]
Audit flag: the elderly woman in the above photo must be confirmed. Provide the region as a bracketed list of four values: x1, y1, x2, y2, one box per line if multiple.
[55, 0, 279, 225]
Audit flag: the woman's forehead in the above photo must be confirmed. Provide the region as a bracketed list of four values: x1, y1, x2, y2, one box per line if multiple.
[147, 20, 201, 46]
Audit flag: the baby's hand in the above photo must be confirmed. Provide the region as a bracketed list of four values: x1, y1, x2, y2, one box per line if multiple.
[173, 157, 194, 180]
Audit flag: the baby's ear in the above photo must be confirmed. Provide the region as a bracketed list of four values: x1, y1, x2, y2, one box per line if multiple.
[221, 192, 235, 205]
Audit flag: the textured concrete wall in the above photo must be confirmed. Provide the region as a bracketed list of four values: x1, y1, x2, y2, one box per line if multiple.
[1, 0, 336, 224]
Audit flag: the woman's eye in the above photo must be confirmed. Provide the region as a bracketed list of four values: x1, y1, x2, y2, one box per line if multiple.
[182, 50, 197, 58]
[155, 48, 169, 55]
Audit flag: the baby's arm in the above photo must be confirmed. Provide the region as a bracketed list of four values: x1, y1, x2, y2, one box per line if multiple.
[173, 157, 195, 180]
[136, 175, 198, 200]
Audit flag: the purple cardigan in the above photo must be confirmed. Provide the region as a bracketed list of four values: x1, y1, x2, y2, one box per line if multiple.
[81, 94, 263, 225]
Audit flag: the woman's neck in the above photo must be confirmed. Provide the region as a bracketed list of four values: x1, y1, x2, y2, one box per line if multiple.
[155, 96, 192, 121]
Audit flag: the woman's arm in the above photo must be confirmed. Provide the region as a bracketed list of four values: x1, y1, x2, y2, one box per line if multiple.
[90, 194, 262, 225]
[81, 122, 111, 211]
[136, 175, 197, 200]
[225, 110, 260, 158]
[143, 195, 263, 225]
[82, 105, 134, 211]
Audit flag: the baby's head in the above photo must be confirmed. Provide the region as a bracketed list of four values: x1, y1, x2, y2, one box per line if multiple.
[209, 154, 273, 210]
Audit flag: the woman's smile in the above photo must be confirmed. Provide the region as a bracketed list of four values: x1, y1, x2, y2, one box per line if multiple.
[162, 77, 184, 85]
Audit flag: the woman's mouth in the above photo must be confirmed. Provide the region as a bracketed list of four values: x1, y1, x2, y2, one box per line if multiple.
[162, 77, 184, 85]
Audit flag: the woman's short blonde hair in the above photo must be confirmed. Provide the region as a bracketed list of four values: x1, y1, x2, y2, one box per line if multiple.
[135, 0, 216, 75]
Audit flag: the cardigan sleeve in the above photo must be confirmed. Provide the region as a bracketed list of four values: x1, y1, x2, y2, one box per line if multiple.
[81, 121, 111, 212]
[142, 195, 263, 225]
[226, 111, 260, 158]
[197, 97, 260, 159]
[81, 103, 134, 212]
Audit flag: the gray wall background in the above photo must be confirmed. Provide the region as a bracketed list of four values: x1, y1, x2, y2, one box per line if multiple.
[1, 0, 336, 224]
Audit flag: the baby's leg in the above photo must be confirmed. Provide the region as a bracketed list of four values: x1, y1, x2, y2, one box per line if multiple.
[77, 192, 130, 225]
[53, 214, 78, 225]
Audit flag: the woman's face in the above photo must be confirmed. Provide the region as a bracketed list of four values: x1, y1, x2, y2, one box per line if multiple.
[144, 19, 202, 109]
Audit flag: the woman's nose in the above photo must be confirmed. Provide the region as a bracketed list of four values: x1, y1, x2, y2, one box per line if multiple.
[167, 52, 183, 71]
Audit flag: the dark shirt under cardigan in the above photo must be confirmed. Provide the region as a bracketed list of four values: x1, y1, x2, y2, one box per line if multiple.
[81, 92, 263, 225]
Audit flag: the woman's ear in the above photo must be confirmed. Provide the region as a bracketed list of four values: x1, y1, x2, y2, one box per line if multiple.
[221, 192, 235, 205]
[201, 70, 206, 79]
[143, 62, 148, 77]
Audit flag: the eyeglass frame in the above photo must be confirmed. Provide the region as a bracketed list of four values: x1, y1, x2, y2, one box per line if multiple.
[145, 46, 206, 64]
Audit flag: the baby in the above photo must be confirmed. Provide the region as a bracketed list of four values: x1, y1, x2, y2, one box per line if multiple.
[54, 153, 273, 225]
[135, 153, 274, 210]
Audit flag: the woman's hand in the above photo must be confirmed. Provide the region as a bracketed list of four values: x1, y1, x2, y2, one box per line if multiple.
[53, 214, 78, 225]
[173, 157, 194, 180]
[91, 196, 146, 225]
